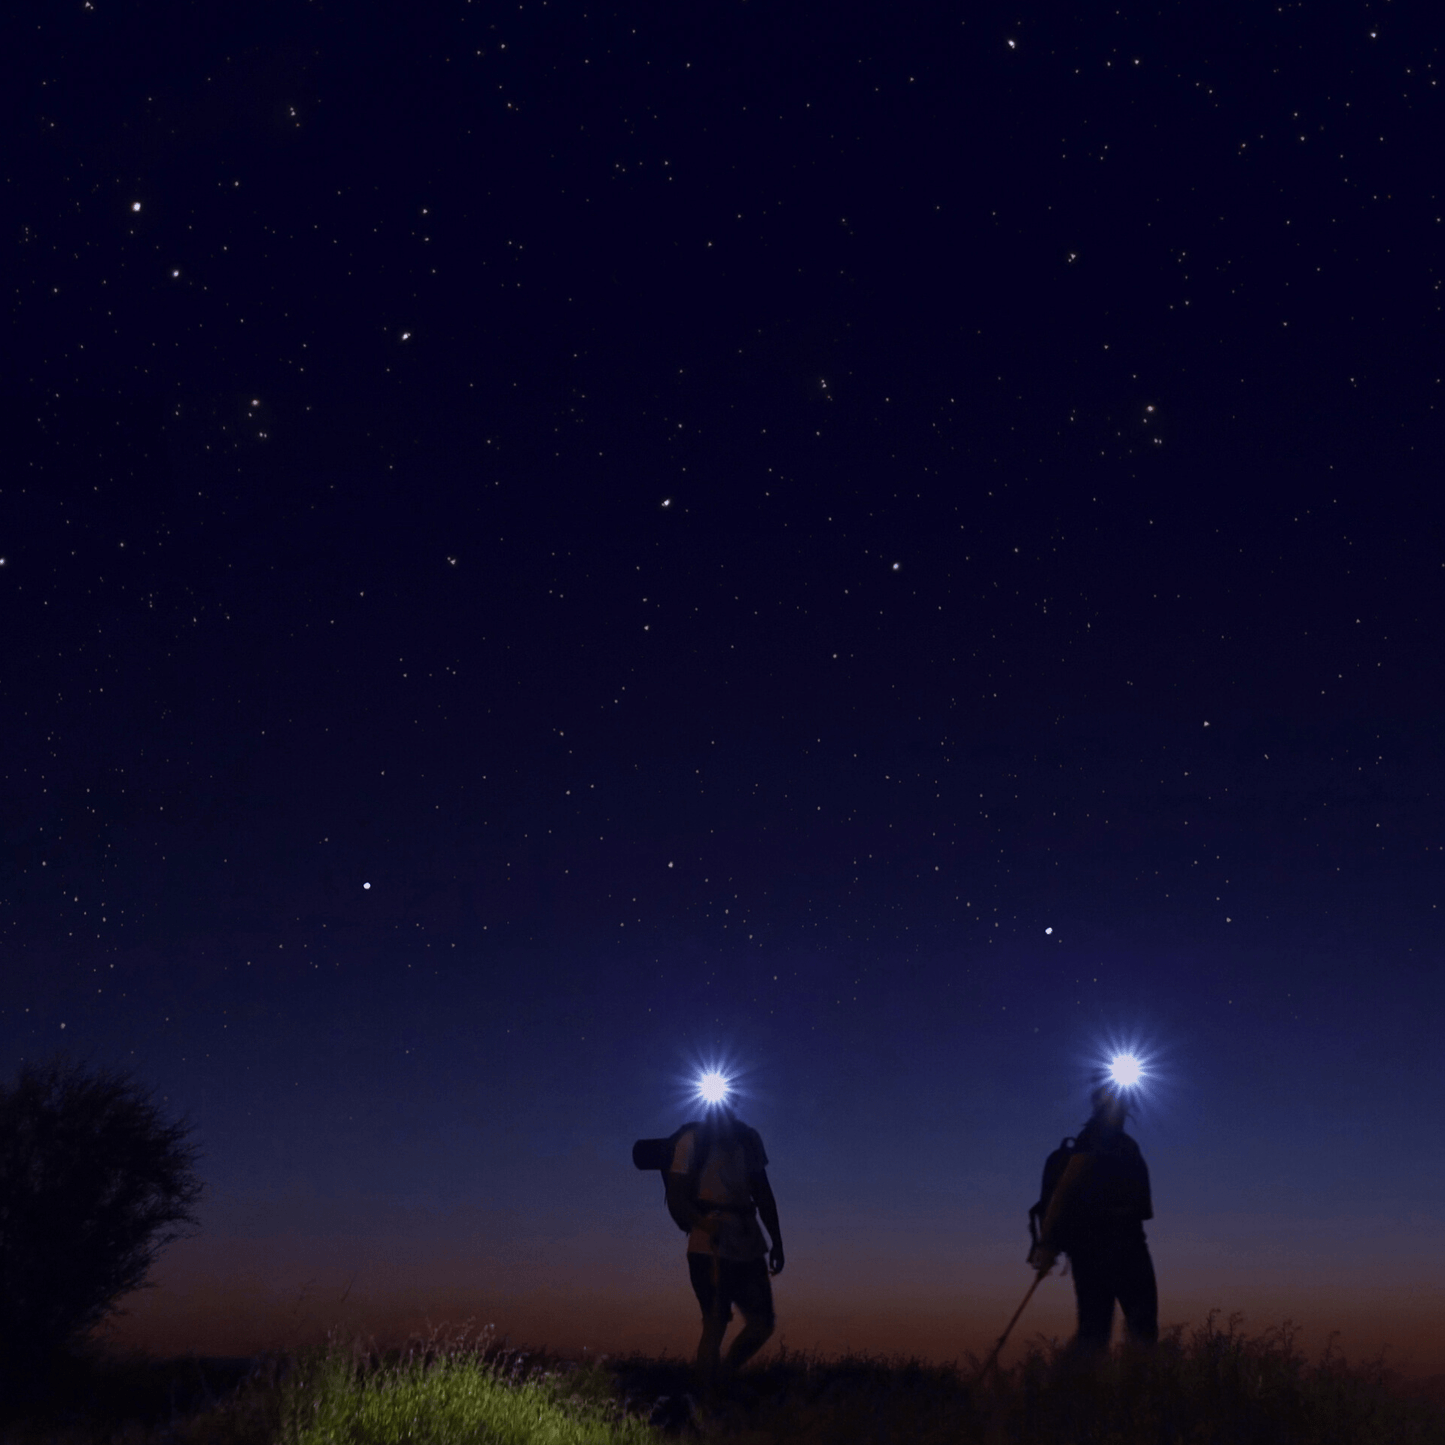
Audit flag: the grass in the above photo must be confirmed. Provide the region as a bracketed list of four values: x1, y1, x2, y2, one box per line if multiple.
[264, 1326, 656, 1445]
[5, 1312, 1443, 1444]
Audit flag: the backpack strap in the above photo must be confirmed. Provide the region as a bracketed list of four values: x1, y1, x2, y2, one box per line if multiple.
[1028, 1136, 1078, 1250]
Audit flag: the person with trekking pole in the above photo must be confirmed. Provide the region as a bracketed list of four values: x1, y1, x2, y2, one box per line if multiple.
[635, 1072, 784, 1397]
[1027, 1076, 1158, 1358]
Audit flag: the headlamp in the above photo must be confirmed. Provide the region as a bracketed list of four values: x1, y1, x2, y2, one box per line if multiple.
[1109, 1053, 1143, 1088]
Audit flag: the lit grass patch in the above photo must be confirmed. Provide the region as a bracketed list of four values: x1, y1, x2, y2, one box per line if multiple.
[273, 1335, 659, 1445]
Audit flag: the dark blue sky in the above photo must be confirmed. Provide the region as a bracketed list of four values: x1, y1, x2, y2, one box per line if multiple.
[4, 0, 1442, 1373]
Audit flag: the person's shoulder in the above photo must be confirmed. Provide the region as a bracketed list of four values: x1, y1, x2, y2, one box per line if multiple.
[1090, 1129, 1144, 1161]
[667, 1122, 702, 1172]
[737, 1123, 768, 1165]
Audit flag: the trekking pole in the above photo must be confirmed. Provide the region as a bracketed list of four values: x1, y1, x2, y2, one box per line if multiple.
[971, 1269, 1048, 1388]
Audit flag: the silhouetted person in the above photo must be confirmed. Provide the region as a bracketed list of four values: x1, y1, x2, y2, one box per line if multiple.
[665, 1104, 784, 1394]
[1030, 1084, 1157, 1355]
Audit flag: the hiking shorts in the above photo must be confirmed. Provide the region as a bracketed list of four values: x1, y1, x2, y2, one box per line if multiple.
[687, 1252, 774, 1328]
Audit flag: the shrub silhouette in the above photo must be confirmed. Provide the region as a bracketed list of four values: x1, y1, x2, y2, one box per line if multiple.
[0, 1055, 203, 1399]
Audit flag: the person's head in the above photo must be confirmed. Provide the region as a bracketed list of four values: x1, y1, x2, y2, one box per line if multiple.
[1088, 1082, 1129, 1133]
[694, 1101, 739, 1147]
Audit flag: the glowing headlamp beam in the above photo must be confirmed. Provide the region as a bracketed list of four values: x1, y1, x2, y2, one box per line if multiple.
[1109, 1053, 1143, 1088]
[696, 1070, 731, 1105]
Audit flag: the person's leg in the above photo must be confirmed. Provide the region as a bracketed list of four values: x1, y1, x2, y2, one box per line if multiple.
[688, 1252, 730, 1392]
[1067, 1244, 1116, 1356]
[720, 1259, 775, 1378]
[1116, 1232, 1159, 1346]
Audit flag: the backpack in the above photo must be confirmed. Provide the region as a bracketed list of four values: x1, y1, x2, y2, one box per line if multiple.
[633, 1122, 712, 1231]
[1027, 1130, 1152, 1255]
[1027, 1135, 1078, 1255]
[632, 1123, 700, 1174]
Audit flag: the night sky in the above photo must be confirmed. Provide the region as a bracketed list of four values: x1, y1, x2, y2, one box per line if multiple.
[5, 0, 1444, 1376]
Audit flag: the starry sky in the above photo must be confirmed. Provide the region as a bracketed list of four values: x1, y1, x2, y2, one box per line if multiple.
[5, 0, 1444, 1375]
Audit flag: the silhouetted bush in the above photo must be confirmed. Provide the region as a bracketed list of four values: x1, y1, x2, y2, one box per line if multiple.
[0, 1055, 203, 1403]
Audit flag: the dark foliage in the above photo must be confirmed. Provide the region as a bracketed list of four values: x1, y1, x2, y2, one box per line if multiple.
[2, 1318, 1443, 1444]
[601, 1318, 1445, 1444]
[0, 1055, 203, 1403]
[0, 1342, 263, 1440]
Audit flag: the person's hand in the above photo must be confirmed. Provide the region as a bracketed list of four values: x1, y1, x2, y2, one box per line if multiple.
[1028, 1245, 1057, 1276]
[768, 1242, 785, 1276]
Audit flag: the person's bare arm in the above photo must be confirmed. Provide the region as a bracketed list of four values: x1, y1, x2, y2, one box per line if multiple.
[750, 1170, 784, 1274]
